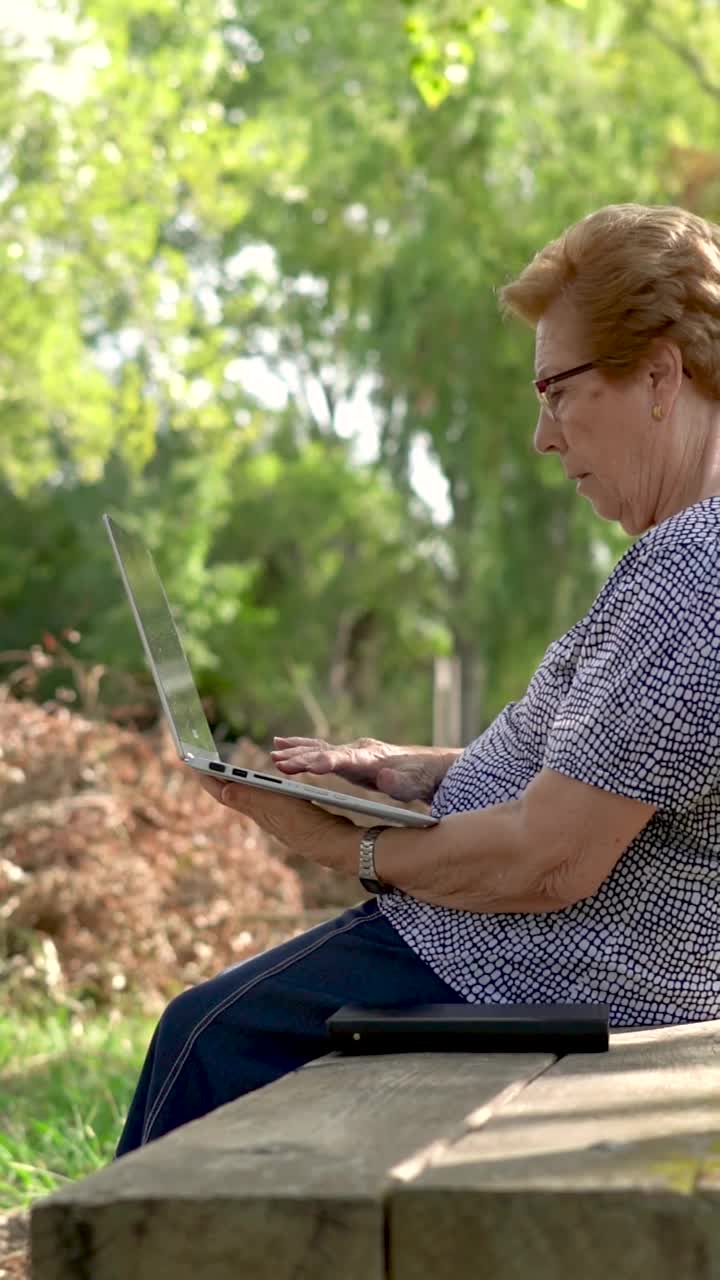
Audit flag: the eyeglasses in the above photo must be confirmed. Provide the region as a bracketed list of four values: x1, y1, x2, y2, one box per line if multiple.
[534, 359, 693, 420]
[533, 362, 596, 419]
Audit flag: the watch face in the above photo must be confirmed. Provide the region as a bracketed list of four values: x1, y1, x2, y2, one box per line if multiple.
[359, 876, 385, 895]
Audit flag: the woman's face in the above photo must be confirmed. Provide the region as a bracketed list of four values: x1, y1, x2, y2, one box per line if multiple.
[533, 298, 675, 535]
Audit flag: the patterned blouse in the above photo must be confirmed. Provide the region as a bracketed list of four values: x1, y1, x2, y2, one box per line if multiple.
[379, 497, 720, 1026]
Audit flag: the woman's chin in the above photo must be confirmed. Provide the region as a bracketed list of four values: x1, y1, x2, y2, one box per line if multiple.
[580, 481, 648, 535]
[585, 488, 627, 529]
[615, 503, 648, 536]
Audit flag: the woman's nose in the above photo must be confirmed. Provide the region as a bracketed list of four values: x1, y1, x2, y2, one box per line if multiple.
[533, 407, 564, 455]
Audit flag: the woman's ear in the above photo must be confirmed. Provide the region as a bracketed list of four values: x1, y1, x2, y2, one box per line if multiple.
[648, 340, 684, 401]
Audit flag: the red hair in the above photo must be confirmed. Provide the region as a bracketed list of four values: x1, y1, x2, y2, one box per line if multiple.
[499, 204, 720, 396]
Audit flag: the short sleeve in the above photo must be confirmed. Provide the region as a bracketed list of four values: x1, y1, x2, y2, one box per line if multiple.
[544, 546, 720, 811]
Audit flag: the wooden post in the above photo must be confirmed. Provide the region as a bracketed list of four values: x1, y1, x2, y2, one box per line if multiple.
[433, 656, 461, 746]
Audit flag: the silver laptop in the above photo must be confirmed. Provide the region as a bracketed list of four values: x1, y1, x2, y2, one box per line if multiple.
[103, 514, 437, 829]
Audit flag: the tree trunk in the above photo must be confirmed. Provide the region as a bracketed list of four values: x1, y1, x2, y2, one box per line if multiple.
[456, 636, 486, 745]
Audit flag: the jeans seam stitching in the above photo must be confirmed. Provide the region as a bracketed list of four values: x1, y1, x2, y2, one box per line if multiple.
[141, 907, 382, 1144]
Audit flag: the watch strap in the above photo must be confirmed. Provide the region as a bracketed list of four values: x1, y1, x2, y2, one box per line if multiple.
[358, 824, 390, 894]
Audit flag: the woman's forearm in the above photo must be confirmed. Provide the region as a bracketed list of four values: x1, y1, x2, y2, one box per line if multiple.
[333, 800, 563, 914]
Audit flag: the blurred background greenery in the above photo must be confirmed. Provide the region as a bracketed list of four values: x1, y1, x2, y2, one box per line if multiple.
[4, 0, 719, 748]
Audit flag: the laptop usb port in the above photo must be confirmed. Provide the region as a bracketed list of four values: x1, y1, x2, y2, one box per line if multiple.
[232, 768, 248, 778]
[209, 762, 226, 773]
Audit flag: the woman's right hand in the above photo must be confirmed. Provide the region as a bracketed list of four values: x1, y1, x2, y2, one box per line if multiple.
[270, 736, 449, 805]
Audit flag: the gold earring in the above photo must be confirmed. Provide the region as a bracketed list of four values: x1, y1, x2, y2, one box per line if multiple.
[652, 404, 664, 420]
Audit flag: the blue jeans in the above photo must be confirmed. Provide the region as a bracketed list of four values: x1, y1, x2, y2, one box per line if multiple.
[116, 899, 466, 1156]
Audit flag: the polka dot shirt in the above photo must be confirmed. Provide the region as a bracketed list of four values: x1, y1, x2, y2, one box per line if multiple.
[379, 497, 720, 1026]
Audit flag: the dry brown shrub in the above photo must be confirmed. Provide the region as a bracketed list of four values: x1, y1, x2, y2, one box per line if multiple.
[0, 691, 307, 1009]
[0, 1211, 28, 1280]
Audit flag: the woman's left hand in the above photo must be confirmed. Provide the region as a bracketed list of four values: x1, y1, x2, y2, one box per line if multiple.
[195, 772, 357, 874]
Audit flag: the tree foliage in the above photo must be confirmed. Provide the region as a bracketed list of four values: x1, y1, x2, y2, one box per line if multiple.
[1, 0, 719, 742]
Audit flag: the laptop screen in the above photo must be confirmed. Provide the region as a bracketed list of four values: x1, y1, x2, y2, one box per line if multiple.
[103, 514, 218, 760]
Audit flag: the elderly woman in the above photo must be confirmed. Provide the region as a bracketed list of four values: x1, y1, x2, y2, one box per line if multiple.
[116, 202, 720, 1156]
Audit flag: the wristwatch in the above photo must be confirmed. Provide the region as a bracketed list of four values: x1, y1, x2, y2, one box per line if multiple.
[358, 825, 391, 894]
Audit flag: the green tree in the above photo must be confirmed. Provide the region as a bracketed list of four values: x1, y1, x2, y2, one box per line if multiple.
[2, 0, 719, 743]
[211, 0, 720, 732]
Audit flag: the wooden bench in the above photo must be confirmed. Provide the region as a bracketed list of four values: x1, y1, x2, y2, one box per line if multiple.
[30, 1020, 720, 1279]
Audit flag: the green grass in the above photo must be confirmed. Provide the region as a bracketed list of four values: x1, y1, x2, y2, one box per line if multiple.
[0, 1003, 158, 1210]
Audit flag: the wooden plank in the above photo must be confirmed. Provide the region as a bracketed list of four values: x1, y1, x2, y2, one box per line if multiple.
[31, 1050, 553, 1280]
[389, 1020, 720, 1280]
